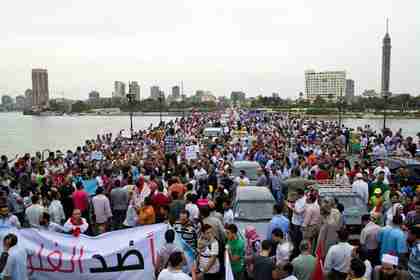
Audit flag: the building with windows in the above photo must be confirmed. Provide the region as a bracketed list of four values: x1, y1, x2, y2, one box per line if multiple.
[172, 86, 180, 99]
[150, 86, 161, 100]
[113, 81, 126, 99]
[129, 81, 141, 101]
[345, 79, 355, 102]
[32, 69, 49, 107]
[304, 70, 346, 102]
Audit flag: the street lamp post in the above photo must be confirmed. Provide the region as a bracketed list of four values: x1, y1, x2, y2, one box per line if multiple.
[126, 93, 135, 139]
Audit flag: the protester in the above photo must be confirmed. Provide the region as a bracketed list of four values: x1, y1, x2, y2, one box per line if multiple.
[1, 233, 29, 280]
[173, 210, 198, 251]
[253, 240, 274, 280]
[244, 225, 261, 278]
[158, 251, 196, 280]
[24, 195, 44, 228]
[92, 186, 112, 234]
[377, 213, 408, 268]
[226, 223, 245, 280]
[0, 110, 418, 279]
[407, 225, 420, 280]
[347, 258, 367, 280]
[324, 227, 354, 279]
[156, 229, 181, 275]
[110, 178, 129, 229]
[266, 204, 289, 240]
[291, 240, 316, 280]
[373, 254, 410, 280]
[197, 224, 220, 280]
[64, 209, 89, 236]
[48, 190, 65, 225]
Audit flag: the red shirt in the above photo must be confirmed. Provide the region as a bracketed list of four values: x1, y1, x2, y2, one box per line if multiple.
[315, 170, 330, 181]
[72, 190, 89, 212]
[151, 192, 170, 207]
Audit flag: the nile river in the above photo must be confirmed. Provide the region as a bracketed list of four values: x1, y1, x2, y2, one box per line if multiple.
[0, 112, 419, 157]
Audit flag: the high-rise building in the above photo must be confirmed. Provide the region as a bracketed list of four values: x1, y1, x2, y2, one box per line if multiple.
[381, 19, 391, 97]
[113, 81, 126, 98]
[304, 70, 346, 102]
[129, 81, 141, 101]
[172, 86, 181, 99]
[231, 91, 246, 104]
[24, 89, 33, 109]
[345, 79, 355, 102]
[15, 95, 25, 110]
[32, 69, 49, 107]
[150, 86, 161, 100]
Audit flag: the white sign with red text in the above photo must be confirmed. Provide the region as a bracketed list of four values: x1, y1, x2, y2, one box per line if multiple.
[0, 224, 168, 280]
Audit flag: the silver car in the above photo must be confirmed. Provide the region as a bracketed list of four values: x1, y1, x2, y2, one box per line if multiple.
[233, 186, 276, 238]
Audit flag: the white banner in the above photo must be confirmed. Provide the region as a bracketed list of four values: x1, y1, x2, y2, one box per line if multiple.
[185, 145, 198, 160]
[225, 250, 235, 280]
[0, 224, 169, 280]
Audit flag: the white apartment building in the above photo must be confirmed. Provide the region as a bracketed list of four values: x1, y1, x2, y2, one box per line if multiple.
[113, 81, 126, 98]
[305, 70, 346, 102]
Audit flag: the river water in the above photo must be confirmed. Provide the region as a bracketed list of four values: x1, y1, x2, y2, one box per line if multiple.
[0, 112, 419, 157]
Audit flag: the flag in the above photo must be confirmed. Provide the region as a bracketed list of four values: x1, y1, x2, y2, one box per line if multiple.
[311, 238, 325, 280]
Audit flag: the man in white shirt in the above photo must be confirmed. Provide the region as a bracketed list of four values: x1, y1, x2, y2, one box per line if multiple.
[185, 194, 199, 223]
[194, 162, 207, 181]
[324, 227, 354, 278]
[288, 189, 306, 253]
[223, 199, 234, 226]
[158, 251, 195, 280]
[352, 173, 369, 205]
[25, 195, 45, 228]
[92, 187, 112, 234]
[373, 160, 391, 184]
[2, 233, 29, 280]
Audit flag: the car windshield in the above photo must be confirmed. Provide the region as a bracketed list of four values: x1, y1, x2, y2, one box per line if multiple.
[233, 166, 258, 181]
[335, 196, 367, 211]
[235, 201, 273, 221]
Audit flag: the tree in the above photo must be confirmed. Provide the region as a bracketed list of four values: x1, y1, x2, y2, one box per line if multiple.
[71, 101, 88, 113]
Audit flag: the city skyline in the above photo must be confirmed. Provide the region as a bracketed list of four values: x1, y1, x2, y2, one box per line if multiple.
[0, 1, 419, 99]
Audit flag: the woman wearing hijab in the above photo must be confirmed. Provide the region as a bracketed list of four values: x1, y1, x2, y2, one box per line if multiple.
[245, 225, 262, 279]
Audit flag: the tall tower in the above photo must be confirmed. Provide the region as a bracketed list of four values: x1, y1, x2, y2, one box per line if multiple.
[381, 19, 391, 95]
[32, 69, 49, 108]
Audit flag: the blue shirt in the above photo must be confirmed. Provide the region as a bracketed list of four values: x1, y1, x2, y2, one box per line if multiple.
[266, 214, 289, 240]
[377, 226, 407, 258]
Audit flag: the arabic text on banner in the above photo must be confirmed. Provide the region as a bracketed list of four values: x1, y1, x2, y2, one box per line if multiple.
[0, 224, 169, 280]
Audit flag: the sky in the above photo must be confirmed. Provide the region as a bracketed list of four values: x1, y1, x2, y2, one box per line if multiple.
[0, 0, 419, 100]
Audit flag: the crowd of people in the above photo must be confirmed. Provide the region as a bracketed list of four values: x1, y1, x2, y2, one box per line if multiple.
[0, 109, 419, 280]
